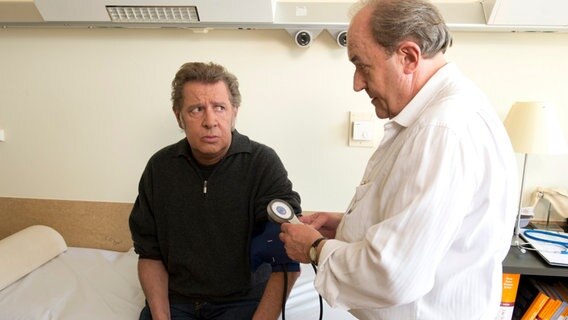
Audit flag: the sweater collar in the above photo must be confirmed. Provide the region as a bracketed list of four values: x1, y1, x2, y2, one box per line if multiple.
[175, 129, 251, 160]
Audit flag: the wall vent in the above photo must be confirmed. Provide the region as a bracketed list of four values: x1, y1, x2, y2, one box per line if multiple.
[106, 6, 199, 23]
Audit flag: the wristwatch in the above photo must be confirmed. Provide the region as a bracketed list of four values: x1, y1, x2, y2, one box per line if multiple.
[309, 237, 327, 266]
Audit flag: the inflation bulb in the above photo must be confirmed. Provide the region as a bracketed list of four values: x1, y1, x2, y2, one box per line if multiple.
[267, 199, 301, 224]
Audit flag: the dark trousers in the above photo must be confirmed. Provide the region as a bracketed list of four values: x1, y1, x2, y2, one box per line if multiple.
[139, 299, 259, 320]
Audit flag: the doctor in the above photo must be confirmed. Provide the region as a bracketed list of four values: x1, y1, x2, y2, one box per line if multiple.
[279, 0, 518, 319]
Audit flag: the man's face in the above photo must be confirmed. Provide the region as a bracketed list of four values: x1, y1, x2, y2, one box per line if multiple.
[347, 6, 406, 119]
[176, 81, 238, 165]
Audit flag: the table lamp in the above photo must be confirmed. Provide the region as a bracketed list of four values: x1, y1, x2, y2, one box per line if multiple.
[503, 101, 568, 239]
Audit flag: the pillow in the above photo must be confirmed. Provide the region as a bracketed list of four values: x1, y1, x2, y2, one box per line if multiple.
[0, 225, 67, 291]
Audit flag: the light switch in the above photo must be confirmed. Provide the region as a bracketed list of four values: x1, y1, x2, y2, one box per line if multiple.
[348, 112, 376, 148]
[0, 129, 4, 142]
[353, 120, 373, 141]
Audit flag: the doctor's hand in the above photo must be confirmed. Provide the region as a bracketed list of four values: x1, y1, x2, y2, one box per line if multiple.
[280, 223, 322, 264]
[299, 212, 343, 239]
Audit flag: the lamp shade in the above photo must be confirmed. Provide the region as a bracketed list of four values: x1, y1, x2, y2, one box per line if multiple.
[504, 101, 568, 155]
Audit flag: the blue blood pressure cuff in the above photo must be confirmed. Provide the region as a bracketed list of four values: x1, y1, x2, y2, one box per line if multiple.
[251, 220, 300, 272]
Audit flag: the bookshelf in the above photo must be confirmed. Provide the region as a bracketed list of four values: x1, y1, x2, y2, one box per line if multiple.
[502, 245, 568, 319]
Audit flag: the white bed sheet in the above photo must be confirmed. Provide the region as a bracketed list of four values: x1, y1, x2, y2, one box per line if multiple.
[0, 247, 145, 320]
[0, 247, 355, 320]
[281, 265, 355, 320]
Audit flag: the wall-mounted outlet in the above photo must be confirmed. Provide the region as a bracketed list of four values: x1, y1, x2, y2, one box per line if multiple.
[0, 129, 5, 142]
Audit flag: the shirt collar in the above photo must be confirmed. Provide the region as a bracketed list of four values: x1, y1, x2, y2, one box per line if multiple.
[392, 62, 458, 128]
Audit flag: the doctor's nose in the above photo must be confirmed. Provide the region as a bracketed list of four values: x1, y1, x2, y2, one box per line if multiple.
[353, 71, 366, 92]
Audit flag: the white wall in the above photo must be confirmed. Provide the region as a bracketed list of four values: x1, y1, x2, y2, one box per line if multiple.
[0, 27, 567, 218]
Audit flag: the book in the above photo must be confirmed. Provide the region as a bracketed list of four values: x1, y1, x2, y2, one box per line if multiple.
[551, 282, 568, 320]
[515, 278, 545, 320]
[536, 280, 563, 320]
[559, 306, 568, 320]
[497, 273, 521, 320]
[536, 298, 561, 320]
[541, 281, 567, 320]
[521, 291, 550, 320]
[512, 277, 568, 320]
[552, 305, 568, 320]
[515, 278, 568, 320]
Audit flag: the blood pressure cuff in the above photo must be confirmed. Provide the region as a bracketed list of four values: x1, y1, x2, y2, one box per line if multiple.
[251, 221, 300, 273]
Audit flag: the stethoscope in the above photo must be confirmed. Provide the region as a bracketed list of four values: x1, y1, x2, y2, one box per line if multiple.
[522, 229, 568, 254]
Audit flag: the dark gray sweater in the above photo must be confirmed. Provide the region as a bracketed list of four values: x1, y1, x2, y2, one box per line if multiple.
[129, 130, 301, 303]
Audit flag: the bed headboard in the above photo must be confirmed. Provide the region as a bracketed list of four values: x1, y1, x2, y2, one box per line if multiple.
[0, 197, 324, 253]
[0, 197, 133, 252]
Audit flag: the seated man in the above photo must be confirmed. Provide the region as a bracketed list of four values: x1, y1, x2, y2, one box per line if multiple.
[129, 61, 301, 320]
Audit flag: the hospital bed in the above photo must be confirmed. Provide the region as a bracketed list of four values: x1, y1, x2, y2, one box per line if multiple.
[0, 197, 354, 320]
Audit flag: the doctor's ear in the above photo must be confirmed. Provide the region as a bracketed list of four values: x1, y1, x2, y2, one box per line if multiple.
[398, 41, 420, 73]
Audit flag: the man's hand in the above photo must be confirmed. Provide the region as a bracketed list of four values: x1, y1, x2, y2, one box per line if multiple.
[300, 212, 343, 239]
[279, 223, 322, 263]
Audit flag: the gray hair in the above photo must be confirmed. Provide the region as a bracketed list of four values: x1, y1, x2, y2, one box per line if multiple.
[171, 62, 241, 113]
[352, 0, 452, 58]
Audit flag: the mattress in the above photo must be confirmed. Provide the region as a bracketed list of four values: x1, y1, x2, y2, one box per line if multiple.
[0, 246, 354, 320]
[0, 247, 145, 320]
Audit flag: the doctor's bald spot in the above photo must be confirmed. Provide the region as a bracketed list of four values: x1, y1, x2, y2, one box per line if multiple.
[351, 0, 453, 58]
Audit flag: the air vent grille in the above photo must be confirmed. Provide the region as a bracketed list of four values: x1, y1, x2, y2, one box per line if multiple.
[106, 6, 199, 23]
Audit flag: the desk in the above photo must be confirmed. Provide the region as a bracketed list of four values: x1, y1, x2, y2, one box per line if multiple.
[503, 245, 568, 277]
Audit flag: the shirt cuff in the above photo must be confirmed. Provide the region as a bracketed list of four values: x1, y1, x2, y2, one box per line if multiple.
[317, 238, 348, 268]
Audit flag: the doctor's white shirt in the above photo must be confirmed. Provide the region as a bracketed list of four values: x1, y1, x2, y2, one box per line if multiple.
[315, 63, 518, 320]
